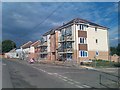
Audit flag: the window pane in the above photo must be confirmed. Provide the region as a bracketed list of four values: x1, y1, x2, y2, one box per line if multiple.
[83, 51, 85, 56]
[81, 51, 83, 57]
[83, 38, 84, 44]
[82, 38, 84, 43]
[82, 25, 84, 30]
[85, 52, 87, 56]
[80, 38, 82, 43]
[96, 39, 98, 43]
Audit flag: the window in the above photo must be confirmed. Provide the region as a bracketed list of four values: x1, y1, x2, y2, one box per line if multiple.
[65, 27, 72, 35]
[96, 39, 98, 43]
[80, 24, 84, 30]
[79, 37, 87, 44]
[66, 42, 72, 48]
[79, 24, 88, 31]
[79, 51, 88, 57]
[66, 53, 72, 60]
[95, 27, 97, 31]
[61, 29, 65, 36]
[96, 51, 99, 56]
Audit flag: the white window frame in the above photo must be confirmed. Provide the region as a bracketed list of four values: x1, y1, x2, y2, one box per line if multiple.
[79, 50, 88, 57]
[95, 27, 97, 32]
[96, 51, 99, 56]
[78, 24, 87, 31]
[79, 37, 87, 44]
[96, 39, 98, 44]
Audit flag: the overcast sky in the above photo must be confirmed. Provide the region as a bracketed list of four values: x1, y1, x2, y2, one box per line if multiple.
[2, 2, 118, 47]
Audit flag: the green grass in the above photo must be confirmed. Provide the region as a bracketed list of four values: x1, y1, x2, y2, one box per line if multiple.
[83, 59, 119, 68]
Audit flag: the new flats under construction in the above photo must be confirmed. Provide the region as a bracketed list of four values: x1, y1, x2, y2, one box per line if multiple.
[38, 18, 109, 63]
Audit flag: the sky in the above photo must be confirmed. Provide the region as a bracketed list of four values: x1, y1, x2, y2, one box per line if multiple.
[2, 2, 118, 47]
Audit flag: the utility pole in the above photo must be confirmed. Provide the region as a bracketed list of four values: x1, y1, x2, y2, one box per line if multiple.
[94, 55, 96, 68]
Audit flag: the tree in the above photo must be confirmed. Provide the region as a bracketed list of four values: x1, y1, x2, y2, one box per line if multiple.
[110, 47, 117, 55]
[116, 43, 120, 56]
[110, 44, 120, 56]
[2, 40, 16, 53]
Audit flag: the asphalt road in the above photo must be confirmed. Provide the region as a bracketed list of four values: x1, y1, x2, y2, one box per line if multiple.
[2, 59, 119, 88]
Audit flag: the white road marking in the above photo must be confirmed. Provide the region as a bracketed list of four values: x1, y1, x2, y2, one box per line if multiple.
[41, 64, 72, 68]
[32, 66, 49, 74]
[73, 81, 80, 84]
[67, 78, 74, 82]
[83, 85, 91, 88]
[60, 72, 83, 74]
[58, 76, 62, 79]
[62, 79, 68, 81]
[17, 60, 91, 88]
[53, 73, 58, 75]
[67, 82, 74, 85]
[61, 76, 68, 79]
[75, 85, 84, 88]
[47, 73, 53, 75]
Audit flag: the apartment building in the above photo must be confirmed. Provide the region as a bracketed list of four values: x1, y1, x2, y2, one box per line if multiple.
[39, 18, 109, 63]
[38, 28, 60, 61]
[20, 41, 33, 60]
[38, 31, 51, 60]
[29, 40, 41, 60]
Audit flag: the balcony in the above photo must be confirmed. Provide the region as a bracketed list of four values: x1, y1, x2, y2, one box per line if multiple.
[65, 48, 73, 53]
[65, 36, 74, 42]
[57, 47, 64, 52]
[39, 42, 47, 47]
[40, 49, 47, 52]
[58, 46, 73, 54]
[40, 50, 48, 54]
[59, 36, 74, 43]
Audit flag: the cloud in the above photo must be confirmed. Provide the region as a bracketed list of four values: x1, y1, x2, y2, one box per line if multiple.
[110, 37, 119, 40]
[2, 2, 118, 47]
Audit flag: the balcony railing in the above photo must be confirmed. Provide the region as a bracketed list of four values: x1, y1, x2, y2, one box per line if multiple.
[39, 42, 47, 47]
[40, 51, 48, 54]
[57, 47, 64, 52]
[65, 48, 73, 52]
[59, 36, 74, 42]
[65, 36, 74, 41]
[58, 47, 73, 53]
[40, 49, 47, 52]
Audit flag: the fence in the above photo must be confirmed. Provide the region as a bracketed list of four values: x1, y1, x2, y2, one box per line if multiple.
[99, 72, 120, 88]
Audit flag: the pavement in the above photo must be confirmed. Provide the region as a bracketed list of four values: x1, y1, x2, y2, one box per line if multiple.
[2, 58, 119, 88]
[80, 65, 119, 75]
[37, 59, 119, 76]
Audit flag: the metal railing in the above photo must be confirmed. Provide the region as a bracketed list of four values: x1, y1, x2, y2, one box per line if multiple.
[99, 72, 120, 88]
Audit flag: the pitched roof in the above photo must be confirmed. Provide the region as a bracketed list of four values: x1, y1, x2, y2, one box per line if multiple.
[31, 40, 41, 48]
[58, 18, 108, 29]
[21, 41, 32, 49]
[42, 18, 108, 37]
[42, 26, 61, 36]
[43, 30, 53, 36]
[9, 48, 16, 52]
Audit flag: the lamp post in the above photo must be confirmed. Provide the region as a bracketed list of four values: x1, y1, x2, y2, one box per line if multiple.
[94, 55, 96, 68]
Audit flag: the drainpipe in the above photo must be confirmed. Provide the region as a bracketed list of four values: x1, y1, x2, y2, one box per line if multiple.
[74, 23, 78, 65]
[107, 28, 111, 64]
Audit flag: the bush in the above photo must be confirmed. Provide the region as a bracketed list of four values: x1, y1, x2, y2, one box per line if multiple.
[114, 63, 120, 67]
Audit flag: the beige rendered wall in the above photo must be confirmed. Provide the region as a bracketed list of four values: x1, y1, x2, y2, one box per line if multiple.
[110, 55, 119, 62]
[87, 27, 109, 52]
[72, 24, 79, 62]
[88, 51, 109, 60]
[28, 53, 39, 60]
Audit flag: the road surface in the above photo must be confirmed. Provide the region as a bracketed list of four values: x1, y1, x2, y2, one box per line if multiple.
[2, 59, 119, 88]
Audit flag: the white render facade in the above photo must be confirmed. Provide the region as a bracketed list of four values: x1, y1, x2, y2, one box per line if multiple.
[56, 18, 109, 63]
[37, 18, 109, 63]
